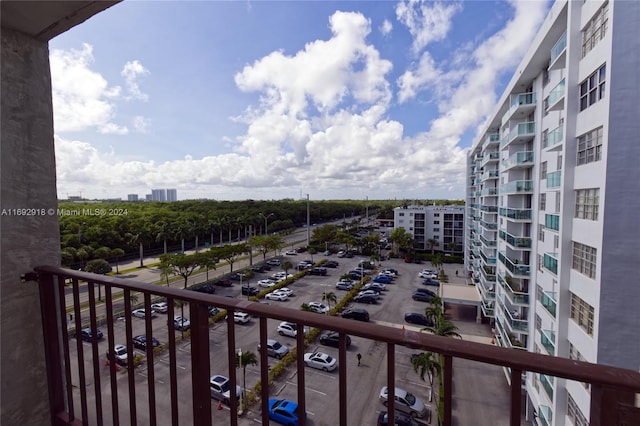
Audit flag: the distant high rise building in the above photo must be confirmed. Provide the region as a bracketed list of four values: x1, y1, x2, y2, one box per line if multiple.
[151, 189, 166, 202]
[145, 194, 152, 201]
[127, 194, 139, 201]
[166, 189, 177, 202]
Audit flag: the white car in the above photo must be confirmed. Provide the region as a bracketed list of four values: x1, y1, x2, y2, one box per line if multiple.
[304, 352, 337, 372]
[271, 272, 293, 281]
[132, 308, 156, 319]
[307, 302, 329, 314]
[381, 269, 398, 277]
[151, 302, 168, 313]
[277, 321, 300, 337]
[336, 250, 346, 258]
[419, 271, 438, 279]
[174, 316, 190, 331]
[273, 287, 294, 297]
[231, 312, 251, 324]
[357, 290, 380, 299]
[258, 279, 277, 288]
[265, 291, 288, 301]
[379, 386, 428, 418]
[285, 250, 298, 255]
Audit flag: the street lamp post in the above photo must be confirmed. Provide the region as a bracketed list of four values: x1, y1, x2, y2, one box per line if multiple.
[237, 348, 244, 413]
[259, 212, 274, 235]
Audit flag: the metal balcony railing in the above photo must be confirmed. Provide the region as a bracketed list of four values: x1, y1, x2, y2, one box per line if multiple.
[32, 266, 640, 426]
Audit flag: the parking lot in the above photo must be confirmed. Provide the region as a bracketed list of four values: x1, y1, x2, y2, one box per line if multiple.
[70, 255, 521, 425]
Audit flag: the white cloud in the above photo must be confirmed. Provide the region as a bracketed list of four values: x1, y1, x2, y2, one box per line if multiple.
[121, 60, 150, 101]
[380, 19, 393, 36]
[50, 43, 125, 133]
[396, 0, 461, 54]
[132, 116, 151, 133]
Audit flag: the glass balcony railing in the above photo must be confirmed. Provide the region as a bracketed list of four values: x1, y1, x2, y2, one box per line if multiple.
[479, 234, 497, 247]
[497, 273, 529, 304]
[482, 169, 500, 181]
[479, 204, 498, 213]
[481, 187, 498, 196]
[546, 171, 561, 188]
[504, 308, 529, 332]
[541, 291, 557, 318]
[550, 31, 567, 65]
[480, 266, 496, 283]
[502, 151, 534, 169]
[482, 151, 500, 165]
[540, 374, 555, 401]
[499, 207, 532, 221]
[480, 220, 498, 230]
[541, 330, 556, 356]
[500, 122, 535, 149]
[495, 315, 527, 350]
[502, 93, 537, 125]
[539, 405, 553, 426]
[545, 126, 563, 149]
[499, 230, 532, 248]
[479, 249, 497, 265]
[547, 79, 565, 108]
[545, 214, 560, 231]
[499, 252, 530, 276]
[486, 133, 500, 145]
[543, 253, 558, 275]
[500, 180, 533, 194]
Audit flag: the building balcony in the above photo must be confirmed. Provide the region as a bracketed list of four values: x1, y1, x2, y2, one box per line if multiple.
[479, 248, 497, 265]
[500, 122, 535, 150]
[479, 234, 497, 248]
[546, 171, 561, 189]
[481, 299, 495, 317]
[480, 187, 498, 197]
[545, 214, 560, 231]
[480, 219, 498, 230]
[500, 180, 533, 195]
[540, 374, 555, 402]
[479, 204, 498, 213]
[481, 151, 501, 167]
[499, 230, 532, 249]
[549, 31, 567, 71]
[480, 266, 496, 283]
[481, 169, 500, 182]
[544, 125, 563, 151]
[541, 330, 556, 356]
[501, 92, 537, 126]
[499, 207, 532, 222]
[30, 266, 640, 426]
[498, 252, 530, 277]
[546, 79, 565, 112]
[485, 133, 500, 147]
[495, 315, 526, 351]
[497, 274, 529, 306]
[503, 308, 529, 334]
[543, 253, 558, 275]
[502, 151, 534, 171]
[540, 291, 557, 318]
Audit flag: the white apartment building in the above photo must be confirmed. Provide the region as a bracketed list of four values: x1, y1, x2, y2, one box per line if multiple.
[166, 188, 178, 202]
[394, 205, 465, 255]
[465, 1, 640, 425]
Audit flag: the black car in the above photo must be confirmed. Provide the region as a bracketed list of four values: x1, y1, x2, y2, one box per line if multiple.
[414, 288, 437, 297]
[412, 291, 435, 302]
[404, 313, 433, 327]
[229, 272, 248, 281]
[341, 308, 370, 322]
[319, 331, 351, 348]
[308, 267, 327, 276]
[208, 306, 220, 316]
[78, 327, 103, 342]
[353, 293, 378, 304]
[251, 265, 267, 273]
[324, 260, 339, 268]
[348, 270, 363, 280]
[132, 335, 160, 351]
[214, 279, 233, 287]
[241, 286, 260, 296]
[377, 410, 423, 426]
[191, 283, 216, 294]
[422, 278, 440, 287]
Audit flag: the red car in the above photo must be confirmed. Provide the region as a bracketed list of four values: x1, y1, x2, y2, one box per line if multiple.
[214, 279, 233, 287]
[404, 257, 413, 263]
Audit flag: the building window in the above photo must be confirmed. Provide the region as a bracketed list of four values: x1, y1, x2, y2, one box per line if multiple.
[582, 1, 609, 58]
[567, 393, 589, 426]
[535, 313, 542, 332]
[572, 242, 597, 279]
[575, 188, 599, 220]
[399, 213, 405, 216]
[540, 161, 547, 180]
[579, 64, 606, 111]
[570, 292, 595, 336]
[539, 224, 545, 241]
[434, 221, 439, 224]
[434, 213, 440, 217]
[557, 154, 563, 171]
[433, 228, 439, 232]
[538, 254, 543, 272]
[577, 127, 603, 165]
[543, 67, 550, 87]
[540, 193, 546, 211]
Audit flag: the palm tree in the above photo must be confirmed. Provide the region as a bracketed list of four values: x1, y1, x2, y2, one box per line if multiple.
[236, 350, 258, 407]
[411, 351, 441, 387]
[322, 291, 337, 311]
[281, 261, 292, 277]
[300, 303, 314, 312]
[110, 248, 125, 274]
[427, 238, 438, 255]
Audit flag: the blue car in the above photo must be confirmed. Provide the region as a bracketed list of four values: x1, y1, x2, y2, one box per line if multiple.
[373, 275, 392, 284]
[422, 278, 440, 287]
[268, 398, 304, 426]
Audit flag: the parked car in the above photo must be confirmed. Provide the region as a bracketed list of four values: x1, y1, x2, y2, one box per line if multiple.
[379, 386, 428, 418]
[336, 250, 346, 258]
[363, 282, 387, 292]
[258, 339, 289, 359]
[319, 331, 351, 348]
[266, 258, 282, 266]
[258, 279, 277, 288]
[231, 312, 251, 324]
[348, 270, 363, 280]
[419, 271, 438, 279]
[273, 287, 294, 297]
[151, 302, 168, 313]
[106, 344, 129, 366]
[208, 306, 220, 316]
[414, 288, 437, 297]
[210, 374, 241, 405]
[335, 280, 355, 290]
[404, 313, 433, 327]
[277, 321, 300, 337]
[78, 327, 103, 342]
[304, 352, 337, 371]
[251, 264, 267, 273]
[412, 291, 435, 302]
[214, 279, 233, 287]
[377, 410, 423, 426]
[285, 250, 298, 255]
[191, 283, 216, 294]
[132, 308, 156, 319]
[307, 302, 329, 314]
[324, 260, 339, 268]
[173, 316, 190, 331]
[353, 293, 378, 304]
[241, 286, 260, 296]
[308, 267, 327, 276]
[421, 278, 440, 287]
[381, 269, 398, 278]
[132, 335, 160, 351]
[322, 250, 331, 256]
[373, 275, 392, 284]
[341, 308, 370, 322]
[265, 291, 288, 301]
[229, 272, 248, 281]
[268, 398, 304, 426]
[357, 289, 380, 299]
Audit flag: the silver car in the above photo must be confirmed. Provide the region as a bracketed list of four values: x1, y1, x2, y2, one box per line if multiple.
[257, 339, 289, 359]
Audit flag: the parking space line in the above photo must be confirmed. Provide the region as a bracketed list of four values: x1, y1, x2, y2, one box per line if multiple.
[285, 381, 326, 396]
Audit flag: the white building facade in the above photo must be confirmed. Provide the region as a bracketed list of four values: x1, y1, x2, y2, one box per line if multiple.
[465, 1, 640, 425]
[394, 205, 465, 255]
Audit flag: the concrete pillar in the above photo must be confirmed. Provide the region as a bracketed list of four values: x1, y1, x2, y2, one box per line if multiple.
[1, 27, 61, 425]
[476, 305, 482, 324]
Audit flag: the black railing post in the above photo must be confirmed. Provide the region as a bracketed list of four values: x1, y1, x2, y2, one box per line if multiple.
[259, 317, 270, 425]
[510, 368, 522, 426]
[339, 332, 348, 426]
[590, 384, 637, 426]
[296, 322, 306, 426]
[386, 343, 396, 426]
[191, 302, 212, 426]
[444, 355, 453, 426]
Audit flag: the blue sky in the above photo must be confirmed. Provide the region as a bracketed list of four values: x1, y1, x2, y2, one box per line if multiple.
[50, 0, 551, 201]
